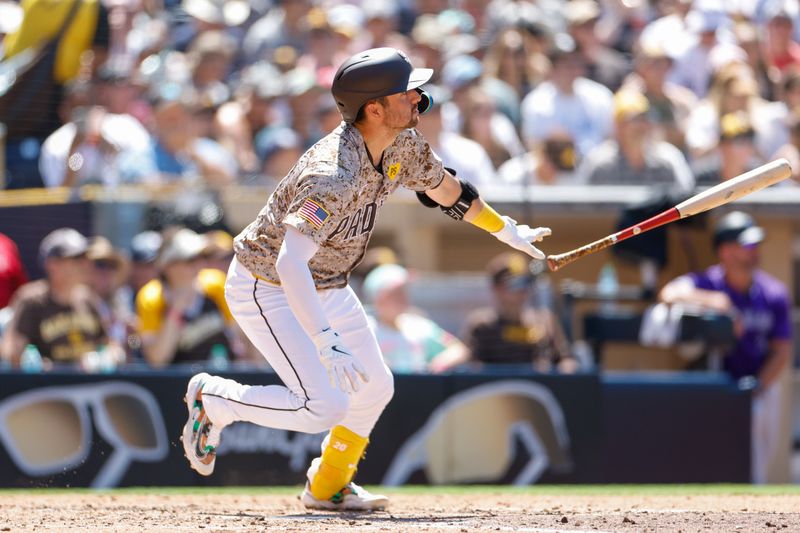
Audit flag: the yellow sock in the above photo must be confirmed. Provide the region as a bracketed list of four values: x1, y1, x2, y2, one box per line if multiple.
[470, 204, 505, 233]
[309, 425, 369, 500]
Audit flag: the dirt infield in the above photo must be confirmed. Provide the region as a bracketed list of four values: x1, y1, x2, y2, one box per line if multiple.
[2, 488, 799, 532]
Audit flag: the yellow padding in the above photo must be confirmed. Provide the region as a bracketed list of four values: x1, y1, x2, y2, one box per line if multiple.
[309, 425, 369, 500]
[470, 204, 505, 233]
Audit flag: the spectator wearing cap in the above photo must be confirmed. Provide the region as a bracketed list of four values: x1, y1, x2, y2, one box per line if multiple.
[694, 111, 761, 185]
[86, 236, 130, 364]
[566, 0, 630, 92]
[520, 34, 614, 159]
[351, 246, 400, 291]
[621, 38, 697, 153]
[127, 231, 163, 297]
[364, 264, 469, 374]
[115, 230, 162, 359]
[461, 252, 576, 372]
[39, 64, 151, 188]
[578, 89, 694, 191]
[414, 85, 497, 186]
[1, 229, 109, 368]
[498, 131, 579, 185]
[135, 228, 241, 367]
[117, 89, 237, 187]
[659, 211, 792, 483]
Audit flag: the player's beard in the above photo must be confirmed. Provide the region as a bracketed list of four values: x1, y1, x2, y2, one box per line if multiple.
[387, 105, 419, 131]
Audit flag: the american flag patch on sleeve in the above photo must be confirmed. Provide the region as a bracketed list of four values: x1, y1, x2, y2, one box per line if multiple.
[297, 198, 330, 229]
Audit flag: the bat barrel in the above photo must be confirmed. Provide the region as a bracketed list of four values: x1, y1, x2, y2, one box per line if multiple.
[545, 159, 792, 272]
[675, 158, 792, 217]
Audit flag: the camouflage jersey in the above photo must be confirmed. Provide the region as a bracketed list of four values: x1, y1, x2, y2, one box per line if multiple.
[234, 122, 446, 290]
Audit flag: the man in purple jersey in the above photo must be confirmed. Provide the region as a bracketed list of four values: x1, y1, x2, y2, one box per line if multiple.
[659, 211, 792, 483]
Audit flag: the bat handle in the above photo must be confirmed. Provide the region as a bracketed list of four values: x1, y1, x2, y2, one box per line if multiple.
[546, 235, 617, 272]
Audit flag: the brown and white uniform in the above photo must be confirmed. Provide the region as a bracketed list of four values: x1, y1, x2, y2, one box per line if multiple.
[200, 123, 445, 437]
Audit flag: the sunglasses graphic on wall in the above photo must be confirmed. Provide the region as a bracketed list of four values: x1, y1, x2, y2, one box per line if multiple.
[0, 382, 169, 488]
[383, 380, 573, 486]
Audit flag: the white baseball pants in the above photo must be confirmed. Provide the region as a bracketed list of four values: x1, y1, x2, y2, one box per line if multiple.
[751, 381, 782, 484]
[200, 256, 394, 438]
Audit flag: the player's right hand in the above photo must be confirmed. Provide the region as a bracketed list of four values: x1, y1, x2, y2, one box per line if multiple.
[491, 216, 551, 260]
[312, 328, 370, 394]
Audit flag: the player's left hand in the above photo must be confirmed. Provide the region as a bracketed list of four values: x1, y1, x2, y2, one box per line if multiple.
[313, 328, 370, 394]
[491, 216, 551, 260]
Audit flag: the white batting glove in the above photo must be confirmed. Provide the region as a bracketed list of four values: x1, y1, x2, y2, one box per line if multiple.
[312, 328, 370, 394]
[491, 216, 551, 260]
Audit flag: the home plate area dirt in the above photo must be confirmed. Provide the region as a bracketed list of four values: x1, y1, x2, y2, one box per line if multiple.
[2, 491, 799, 532]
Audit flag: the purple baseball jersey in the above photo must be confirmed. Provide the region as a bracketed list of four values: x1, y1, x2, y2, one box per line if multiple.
[687, 264, 792, 378]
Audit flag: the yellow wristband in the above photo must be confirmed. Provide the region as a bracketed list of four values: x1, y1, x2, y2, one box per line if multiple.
[470, 203, 505, 233]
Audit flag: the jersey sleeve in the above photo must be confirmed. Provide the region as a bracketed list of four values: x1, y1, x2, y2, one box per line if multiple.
[282, 171, 350, 245]
[769, 284, 793, 341]
[135, 280, 166, 334]
[393, 129, 447, 192]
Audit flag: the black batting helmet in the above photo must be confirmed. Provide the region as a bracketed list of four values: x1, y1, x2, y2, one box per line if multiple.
[713, 211, 765, 248]
[331, 47, 434, 123]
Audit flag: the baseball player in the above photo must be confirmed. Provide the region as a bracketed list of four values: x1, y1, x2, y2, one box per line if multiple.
[181, 47, 552, 510]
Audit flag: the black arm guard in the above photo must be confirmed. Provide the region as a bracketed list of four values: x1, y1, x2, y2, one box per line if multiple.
[441, 178, 479, 221]
[415, 167, 458, 208]
[416, 191, 440, 208]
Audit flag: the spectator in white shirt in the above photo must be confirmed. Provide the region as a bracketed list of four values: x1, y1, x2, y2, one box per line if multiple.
[667, 8, 747, 99]
[520, 34, 614, 158]
[39, 66, 150, 188]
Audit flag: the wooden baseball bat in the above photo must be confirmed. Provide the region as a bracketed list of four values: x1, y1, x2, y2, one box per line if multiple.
[546, 158, 792, 272]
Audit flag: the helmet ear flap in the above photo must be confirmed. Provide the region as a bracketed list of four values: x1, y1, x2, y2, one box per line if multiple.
[416, 88, 433, 115]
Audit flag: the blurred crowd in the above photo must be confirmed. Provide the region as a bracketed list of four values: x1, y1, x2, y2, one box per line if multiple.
[3, 0, 800, 191]
[0, 225, 262, 372]
[0, 224, 578, 374]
